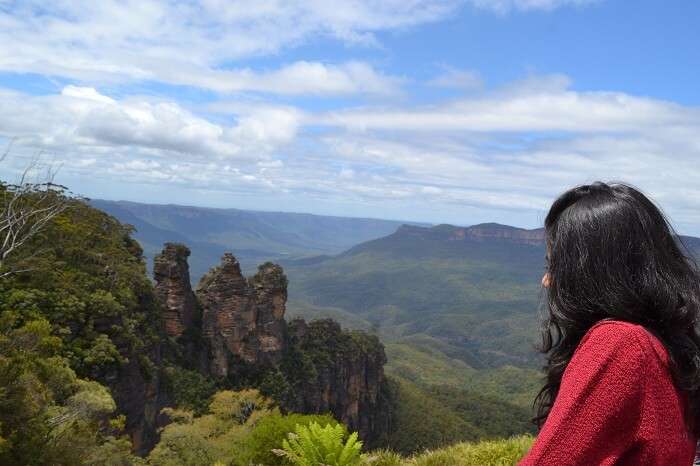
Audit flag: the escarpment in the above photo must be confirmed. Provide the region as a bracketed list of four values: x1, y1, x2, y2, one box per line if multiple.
[286, 318, 391, 447]
[152, 244, 391, 446]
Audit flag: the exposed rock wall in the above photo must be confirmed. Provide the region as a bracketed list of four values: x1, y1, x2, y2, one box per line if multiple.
[109, 346, 168, 454]
[153, 243, 198, 337]
[286, 319, 391, 447]
[196, 254, 287, 377]
[152, 244, 391, 447]
[93, 280, 170, 455]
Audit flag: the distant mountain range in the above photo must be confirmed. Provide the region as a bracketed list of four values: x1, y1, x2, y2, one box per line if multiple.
[284, 222, 548, 371]
[284, 221, 700, 385]
[91, 199, 427, 281]
[95, 199, 700, 413]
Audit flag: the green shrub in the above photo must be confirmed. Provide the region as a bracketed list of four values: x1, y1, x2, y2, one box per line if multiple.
[364, 435, 533, 466]
[366, 450, 404, 466]
[409, 435, 533, 466]
[148, 389, 275, 466]
[235, 413, 339, 466]
[275, 422, 365, 466]
[163, 366, 217, 416]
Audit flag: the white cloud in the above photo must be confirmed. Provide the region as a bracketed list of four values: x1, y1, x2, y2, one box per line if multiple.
[0, 0, 446, 95]
[0, 86, 303, 159]
[2, 72, 700, 233]
[325, 76, 699, 133]
[468, 0, 599, 13]
[188, 61, 401, 96]
[61, 85, 116, 104]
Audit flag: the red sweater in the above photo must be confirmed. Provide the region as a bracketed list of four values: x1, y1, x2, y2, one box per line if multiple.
[519, 319, 696, 466]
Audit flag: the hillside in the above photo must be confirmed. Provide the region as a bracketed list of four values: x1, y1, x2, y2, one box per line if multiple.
[92, 200, 423, 281]
[83, 205, 552, 449]
[284, 222, 700, 452]
[0, 194, 396, 461]
[285, 223, 548, 370]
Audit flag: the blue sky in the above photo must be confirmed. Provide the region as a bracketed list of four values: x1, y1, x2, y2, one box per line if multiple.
[1, 0, 700, 234]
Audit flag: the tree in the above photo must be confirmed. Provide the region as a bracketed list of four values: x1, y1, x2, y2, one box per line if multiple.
[147, 390, 275, 465]
[0, 313, 124, 465]
[0, 149, 72, 278]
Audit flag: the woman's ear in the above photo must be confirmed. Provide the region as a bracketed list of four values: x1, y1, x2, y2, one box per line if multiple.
[542, 273, 551, 288]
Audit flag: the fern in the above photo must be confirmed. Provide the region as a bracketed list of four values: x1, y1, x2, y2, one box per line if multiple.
[273, 422, 365, 466]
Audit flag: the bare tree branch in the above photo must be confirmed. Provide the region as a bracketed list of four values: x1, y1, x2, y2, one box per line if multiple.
[0, 149, 73, 278]
[0, 138, 14, 164]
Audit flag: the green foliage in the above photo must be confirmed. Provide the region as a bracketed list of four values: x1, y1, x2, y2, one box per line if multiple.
[0, 193, 165, 462]
[147, 389, 274, 466]
[84, 436, 146, 466]
[147, 389, 348, 466]
[407, 435, 533, 466]
[83, 333, 124, 368]
[385, 377, 483, 455]
[366, 450, 404, 466]
[163, 366, 217, 416]
[0, 196, 162, 382]
[426, 385, 536, 439]
[235, 412, 339, 466]
[0, 314, 128, 465]
[368, 436, 532, 466]
[275, 422, 364, 466]
[293, 319, 384, 371]
[384, 371, 536, 456]
[209, 389, 271, 424]
[285, 224, 545, 370]
[258, 368, 293, 406]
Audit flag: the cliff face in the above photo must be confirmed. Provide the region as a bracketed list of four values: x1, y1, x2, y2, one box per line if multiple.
[152, 244, 391, 446]
[196, 254, 287, 376]
[108, 346, 168, 454]
[286, 319, 391, 447]
[397, 223, 545, 246]
[458, 223, 545, 246]
[93, 309, 167, 455]
[153, 243, 198, 337]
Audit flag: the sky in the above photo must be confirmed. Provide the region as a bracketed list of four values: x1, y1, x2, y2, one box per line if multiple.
[1, 0, 700, 234]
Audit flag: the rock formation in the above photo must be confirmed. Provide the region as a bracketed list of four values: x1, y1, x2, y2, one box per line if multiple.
[196, 254, 287, 377]
[286, 319, 391, 447]
[153, 243, 198, 337]
[152, 244, 391, 447]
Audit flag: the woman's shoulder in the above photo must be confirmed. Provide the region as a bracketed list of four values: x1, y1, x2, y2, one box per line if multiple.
[586, 318, 648, 338]
[577, 319, 668, 366]
[557, 320, 654, 390]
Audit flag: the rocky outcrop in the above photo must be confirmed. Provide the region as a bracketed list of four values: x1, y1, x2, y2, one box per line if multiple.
[153, 243, 198, 337]
[286, 319, 391, 447]
[395, 223, 545, 246]
[460, 223, 545, 245]
[196, 254, 287, 377]
[151, 246, 391, 447]
[108, 346, 168, 454]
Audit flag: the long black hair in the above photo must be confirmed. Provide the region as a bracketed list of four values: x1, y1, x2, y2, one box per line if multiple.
[533, 181, 700, 435]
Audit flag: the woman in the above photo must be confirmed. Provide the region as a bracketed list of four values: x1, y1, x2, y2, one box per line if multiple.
[518, 182, 700, 466]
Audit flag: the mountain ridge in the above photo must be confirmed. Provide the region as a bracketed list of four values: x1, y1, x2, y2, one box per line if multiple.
[91, 199, 429, 281]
